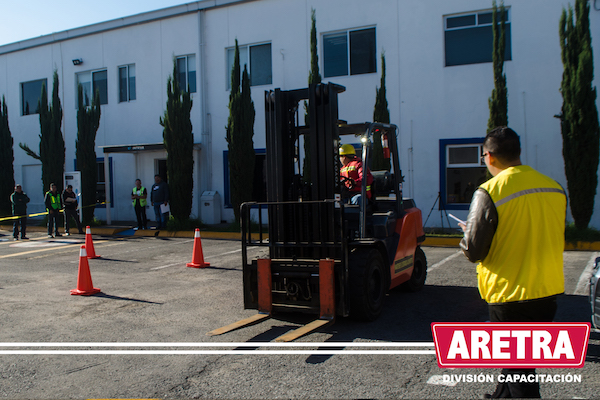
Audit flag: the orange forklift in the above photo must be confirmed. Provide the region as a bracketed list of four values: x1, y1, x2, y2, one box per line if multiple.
[208, 83, 426, 341]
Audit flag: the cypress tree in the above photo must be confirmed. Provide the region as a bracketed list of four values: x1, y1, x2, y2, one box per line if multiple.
[226, 39, 255, 223]
[76, 85, 101, 226]
[0, 96, 15, 217]
[372, 52, 391, 171]
[558, 0, 599, 230]
[19, 71, 65, 196]
[487, 0, 508, 132]
[303, 8, 321, 184]
[160, 59, 194, 223]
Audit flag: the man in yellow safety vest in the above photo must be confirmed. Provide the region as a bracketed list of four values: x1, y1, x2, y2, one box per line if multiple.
[44, 183, 63, 238]
[460, 127, 567, 398]
[131, 179, 148, 230]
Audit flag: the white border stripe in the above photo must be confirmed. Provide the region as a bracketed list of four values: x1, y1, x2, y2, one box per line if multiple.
[0, 342, 434, 347]
[0, 350, 436, 355]
[0, 342, 436, 355]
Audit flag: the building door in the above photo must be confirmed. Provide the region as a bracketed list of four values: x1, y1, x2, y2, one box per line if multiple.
[156, 159, 168, 182]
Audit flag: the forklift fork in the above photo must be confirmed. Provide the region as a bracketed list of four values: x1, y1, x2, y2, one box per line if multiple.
[207, 259, 335, 342]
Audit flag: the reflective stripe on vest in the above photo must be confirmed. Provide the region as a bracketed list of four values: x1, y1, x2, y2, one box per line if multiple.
[476, 165, 566, 303]
[132, 187, 147, 207]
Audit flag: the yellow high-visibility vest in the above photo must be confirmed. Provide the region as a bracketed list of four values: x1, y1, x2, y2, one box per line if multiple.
[477, 165, 566, 303]
[46, 192, 61, 210]
[132, 186, 147, 207]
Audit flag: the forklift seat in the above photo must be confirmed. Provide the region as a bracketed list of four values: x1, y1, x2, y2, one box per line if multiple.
[371, 170, 393, 196]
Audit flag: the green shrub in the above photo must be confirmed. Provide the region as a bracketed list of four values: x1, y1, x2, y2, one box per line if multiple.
[565, 222, 600, 243]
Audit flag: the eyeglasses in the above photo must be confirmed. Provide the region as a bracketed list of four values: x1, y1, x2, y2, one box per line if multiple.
[481, 152, 490, 162]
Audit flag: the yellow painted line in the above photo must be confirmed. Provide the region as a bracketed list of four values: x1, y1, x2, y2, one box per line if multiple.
[422, 237, 462, 247]
[564, 241, 600, 251]
[0, 239, 111, 259]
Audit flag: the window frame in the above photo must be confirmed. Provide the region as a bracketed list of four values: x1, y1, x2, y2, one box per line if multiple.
[76, 69, 108, 107]
[322, 26, 377, 78]
[175, 54, 197, 93]
[439, 138, 486, 210]
[118, 64, 136, 103]
[225, 42, 273, 90]
[20, 78, 47, 116]
[444, 8, 512, 67]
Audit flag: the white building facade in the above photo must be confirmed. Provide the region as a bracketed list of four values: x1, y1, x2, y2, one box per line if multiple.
[0, 0, 599, 227]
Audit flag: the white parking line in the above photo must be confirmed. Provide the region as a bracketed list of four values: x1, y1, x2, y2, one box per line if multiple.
[574, 252, 599, 295]
[428, 250, 463, 272]
[426, 375, 457, 387]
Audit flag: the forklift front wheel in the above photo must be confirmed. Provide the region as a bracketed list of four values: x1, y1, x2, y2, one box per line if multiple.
[402, 246, 427, 292]
[349, 248, 387, 321]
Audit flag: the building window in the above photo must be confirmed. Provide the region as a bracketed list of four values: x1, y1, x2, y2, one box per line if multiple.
[176, 55, 196, 93]
[118, 64, 136, 102]
[76, 69, 108, 106]
[21, 79, 47, 116]
[444, 9, 512, 67]
[440, 139, 488, 210]
[323, 27, 376, 78]
[226, 43, 272, 89]
[223, 149, 267, 207]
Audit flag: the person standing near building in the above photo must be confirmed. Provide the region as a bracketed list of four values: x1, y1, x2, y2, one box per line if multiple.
[44, 183, 62, 238]
[10, 184, 30, 240]
[62, 184, 84, 235]
[131, 179, 148, 230]
[459, 127, 567, 398]
[150, 174, 169, 229]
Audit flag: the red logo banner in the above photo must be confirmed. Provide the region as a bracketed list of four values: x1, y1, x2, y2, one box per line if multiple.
[431, 322, 591, 368]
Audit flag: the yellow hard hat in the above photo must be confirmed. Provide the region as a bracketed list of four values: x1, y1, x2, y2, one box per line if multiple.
[339, 144, 356, 156]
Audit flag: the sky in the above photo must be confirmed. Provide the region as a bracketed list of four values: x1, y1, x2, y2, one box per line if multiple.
[0, 0, 189, 47]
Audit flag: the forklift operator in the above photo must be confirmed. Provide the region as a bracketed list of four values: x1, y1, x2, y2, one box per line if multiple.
[339, 144, 374, 205]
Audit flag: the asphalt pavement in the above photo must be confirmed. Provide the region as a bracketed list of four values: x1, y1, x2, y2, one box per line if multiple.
[0, 229, 598, 399]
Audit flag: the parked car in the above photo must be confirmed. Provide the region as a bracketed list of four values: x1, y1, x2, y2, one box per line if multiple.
[590, 257, 600, 329]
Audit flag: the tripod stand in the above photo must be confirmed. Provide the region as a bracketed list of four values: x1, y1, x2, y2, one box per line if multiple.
[424, 192, 453, 233]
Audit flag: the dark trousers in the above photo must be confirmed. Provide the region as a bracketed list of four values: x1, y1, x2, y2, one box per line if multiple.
[47, 210, 60, 235]
[134, 203, 147, 229]
[64, 208, 83, 234]
[488, 296, 558, 398]
[13, 216, 26, 238]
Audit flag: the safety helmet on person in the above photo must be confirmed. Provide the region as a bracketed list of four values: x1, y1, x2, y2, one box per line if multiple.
[339, 144, 356, 156]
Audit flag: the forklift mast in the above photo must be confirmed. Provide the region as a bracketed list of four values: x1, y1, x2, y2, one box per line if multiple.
[263, 83, 346, 261]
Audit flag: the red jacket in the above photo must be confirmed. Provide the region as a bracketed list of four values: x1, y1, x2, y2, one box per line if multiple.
[340, 158, 373, 199]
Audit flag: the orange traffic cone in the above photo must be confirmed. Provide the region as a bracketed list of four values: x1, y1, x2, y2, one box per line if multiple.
[71, 245, 101, 295]
[187, 228, 210, 268]
[84, 226, 100, 259]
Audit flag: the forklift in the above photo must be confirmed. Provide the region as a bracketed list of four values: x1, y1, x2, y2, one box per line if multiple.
[208, 83, 426, 342]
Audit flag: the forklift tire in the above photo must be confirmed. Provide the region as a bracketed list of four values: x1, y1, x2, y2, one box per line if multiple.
[402, 246, 427, 292]
[349, 248, 387, 321]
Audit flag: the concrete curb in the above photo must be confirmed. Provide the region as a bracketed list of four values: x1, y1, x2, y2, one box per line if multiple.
[2, 225, 598, 250]
[131, 229, 243, 240]
[0, 224, 129, 236]
[422, 236, 600, 251]
[422, 237, 462, 247]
